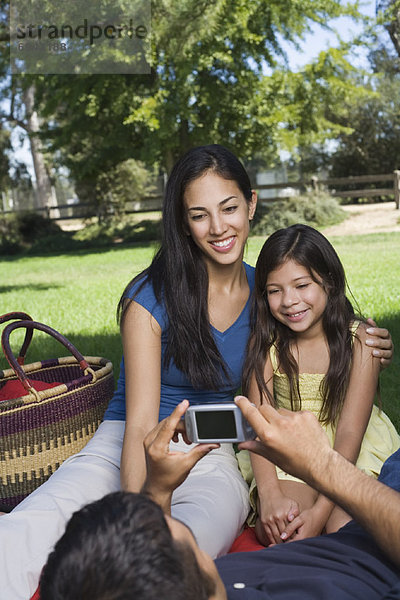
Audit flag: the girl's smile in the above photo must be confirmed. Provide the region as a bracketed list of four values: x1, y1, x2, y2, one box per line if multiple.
[284, 308, 310, 322]
[265, 260, 328, 337]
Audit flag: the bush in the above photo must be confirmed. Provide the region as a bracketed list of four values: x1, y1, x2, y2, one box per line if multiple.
[251, 190, 346, 237]
[0, 211, 162, 256]
[73, 215, 161, 245]
[0, 212, 63, 255]
[27, 231, 82, 254]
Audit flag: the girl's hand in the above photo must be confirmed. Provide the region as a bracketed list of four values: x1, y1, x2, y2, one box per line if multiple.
[280, 507, 325, 543]
[365, 318, 393, 369]
[255, 491, 301, 546]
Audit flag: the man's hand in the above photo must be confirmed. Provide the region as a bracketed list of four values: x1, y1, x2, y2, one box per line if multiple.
[142, 400, 219, 513]
[235, 396, 332, 486]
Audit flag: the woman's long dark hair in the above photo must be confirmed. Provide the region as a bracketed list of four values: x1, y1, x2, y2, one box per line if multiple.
[243, 224, 361, 425]
[118, 144, 253, 390]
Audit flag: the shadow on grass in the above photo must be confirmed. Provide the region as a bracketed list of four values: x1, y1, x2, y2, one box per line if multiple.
[0, 283, 63, 293]
[0, 237, 160, 262]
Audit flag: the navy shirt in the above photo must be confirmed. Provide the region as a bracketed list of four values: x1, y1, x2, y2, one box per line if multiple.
[216, 526, 400, 599]
[216, 449, 400, 599]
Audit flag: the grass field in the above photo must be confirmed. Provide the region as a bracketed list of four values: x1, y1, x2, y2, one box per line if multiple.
[0, 231, 399, 429]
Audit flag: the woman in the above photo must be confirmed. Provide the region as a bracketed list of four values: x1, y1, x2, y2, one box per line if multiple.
[105, 144, 257, 557]
[0, 145, 394, 600]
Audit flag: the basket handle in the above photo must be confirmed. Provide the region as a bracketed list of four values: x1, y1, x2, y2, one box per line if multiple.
[1, 320, 93, 393]
[0, 312, 34, 365]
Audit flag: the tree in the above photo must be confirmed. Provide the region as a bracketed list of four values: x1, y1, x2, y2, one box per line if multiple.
[377, 0, 400, 58]
[328, 73, 400, 177]
[125, 0, 361, 169]
[2, 0, 362, 208]
[0, 2, 54, 208]
[313, 7, 400, 179]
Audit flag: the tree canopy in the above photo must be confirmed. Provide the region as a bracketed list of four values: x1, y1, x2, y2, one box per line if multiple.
[31, 0, 362, 197]
[3, 0, 387, 207]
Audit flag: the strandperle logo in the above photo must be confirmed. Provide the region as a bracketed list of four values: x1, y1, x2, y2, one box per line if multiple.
[16, 19, 148, 46]
[10, 0, 151, 75]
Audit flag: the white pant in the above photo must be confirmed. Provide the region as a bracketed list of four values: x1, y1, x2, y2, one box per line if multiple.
[0, 421, 249, 600]
[171, 437, 250, 558]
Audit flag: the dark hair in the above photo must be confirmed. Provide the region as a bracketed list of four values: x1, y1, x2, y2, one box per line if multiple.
[40, 492, 214, 600]
[243, 224, 361, 425]
[118, 144, 253, 390]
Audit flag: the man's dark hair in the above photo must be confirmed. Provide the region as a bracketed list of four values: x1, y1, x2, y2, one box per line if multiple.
[40, 492, 214, 600]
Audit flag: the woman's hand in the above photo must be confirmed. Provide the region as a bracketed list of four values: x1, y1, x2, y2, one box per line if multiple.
[365, 318, 394, 369]
[255, 490, 301, 546]
[280, 507, 325, 543]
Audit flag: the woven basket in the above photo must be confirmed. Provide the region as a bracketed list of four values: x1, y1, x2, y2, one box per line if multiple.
[0, 315, 114, 509]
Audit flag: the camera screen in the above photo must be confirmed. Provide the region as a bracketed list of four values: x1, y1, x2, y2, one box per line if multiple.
[195, 410, 237, 439]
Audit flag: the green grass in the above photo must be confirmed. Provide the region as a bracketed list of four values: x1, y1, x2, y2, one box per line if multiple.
[0, 244, 158, 380]
[0, 232, 399, 429]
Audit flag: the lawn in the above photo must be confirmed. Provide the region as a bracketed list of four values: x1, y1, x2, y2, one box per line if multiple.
[0, 231, 399, 429]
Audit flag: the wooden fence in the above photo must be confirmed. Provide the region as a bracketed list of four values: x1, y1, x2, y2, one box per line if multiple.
[1, 171, 399, 221]
[0, 195, 164, 221]
[256, 171, 400, 209]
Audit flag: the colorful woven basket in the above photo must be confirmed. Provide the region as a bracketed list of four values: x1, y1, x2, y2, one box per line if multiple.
[0, 314, 114, 509]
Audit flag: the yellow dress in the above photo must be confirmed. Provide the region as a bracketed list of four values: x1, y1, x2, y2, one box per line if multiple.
[237, 328, 400, 522]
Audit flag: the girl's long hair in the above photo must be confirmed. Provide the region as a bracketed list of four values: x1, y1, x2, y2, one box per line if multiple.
[118, 144, 253, 390]
[242, 224, 361, 425]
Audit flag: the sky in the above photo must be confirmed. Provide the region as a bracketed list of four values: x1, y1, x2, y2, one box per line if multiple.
[281, 0, 376, 69]
[11, 0, 377, 180]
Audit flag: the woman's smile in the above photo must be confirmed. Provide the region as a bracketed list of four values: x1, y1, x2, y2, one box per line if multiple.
[209, 236, 237, 252]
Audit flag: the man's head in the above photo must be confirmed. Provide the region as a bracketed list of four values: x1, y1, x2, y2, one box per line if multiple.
[40, 491, 220, 600]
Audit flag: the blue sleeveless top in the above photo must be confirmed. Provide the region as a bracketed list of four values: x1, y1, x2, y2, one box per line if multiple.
[104, 262, 255, 421]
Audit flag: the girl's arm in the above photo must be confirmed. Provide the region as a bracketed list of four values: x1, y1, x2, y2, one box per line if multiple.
[282, 322, 380, 540]
[249, 355, 300, 545]
[120, 301, 162, 492]
[332, 323, 380, 463]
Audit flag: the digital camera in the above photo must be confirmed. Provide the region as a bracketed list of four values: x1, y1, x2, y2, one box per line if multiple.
[184, 403, 256, 443]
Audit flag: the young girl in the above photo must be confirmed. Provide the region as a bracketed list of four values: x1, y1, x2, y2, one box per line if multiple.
[239, 224, 400, 547]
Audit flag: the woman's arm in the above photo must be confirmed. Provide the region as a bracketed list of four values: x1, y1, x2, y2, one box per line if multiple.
[249, 356, 300, 545]
[120, 300, 162, 492]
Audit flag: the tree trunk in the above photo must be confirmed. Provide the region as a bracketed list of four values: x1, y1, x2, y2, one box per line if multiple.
[387, 20, 400, 58]
[23, 85, 54, 210]
[165, 148, 175, 175]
